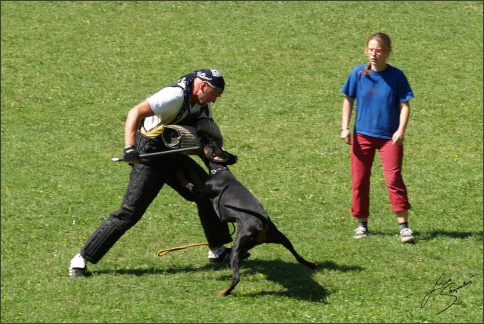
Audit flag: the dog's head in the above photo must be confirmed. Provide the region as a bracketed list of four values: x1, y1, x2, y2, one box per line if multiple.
[201, 139, 238, 166]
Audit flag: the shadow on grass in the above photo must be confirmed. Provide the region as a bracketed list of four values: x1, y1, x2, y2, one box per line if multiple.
[418, 230, 483, 240]
[95, 259, 363, 303]
[228, 259, 364, 302]
[369, 229, 482, 240]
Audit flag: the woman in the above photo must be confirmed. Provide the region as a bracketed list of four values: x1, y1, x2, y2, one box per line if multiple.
[340, 32, 415, 243]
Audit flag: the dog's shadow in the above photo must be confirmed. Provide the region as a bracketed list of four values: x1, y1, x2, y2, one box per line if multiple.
[96, 259, 363, 303]
[216, 259, 364, 302]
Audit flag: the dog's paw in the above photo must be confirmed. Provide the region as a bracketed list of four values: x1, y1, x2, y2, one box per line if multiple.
[308, 262, 318, 269]
[218, 289, 230, 296]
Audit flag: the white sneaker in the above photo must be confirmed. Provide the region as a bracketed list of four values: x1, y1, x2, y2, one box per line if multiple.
[207, 247, 250, 263]
[69, 253, 88, 277]
[353, 226, 369, 239]
[400, 228, 415, 243]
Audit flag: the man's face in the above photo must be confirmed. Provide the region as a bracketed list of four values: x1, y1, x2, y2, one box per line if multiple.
[197, 82, 221, 105]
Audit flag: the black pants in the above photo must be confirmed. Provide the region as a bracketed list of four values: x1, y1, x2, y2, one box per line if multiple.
[80, 133, 232, 264]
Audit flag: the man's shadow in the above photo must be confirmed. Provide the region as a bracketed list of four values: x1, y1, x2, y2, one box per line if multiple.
[96, 259, 364, 303]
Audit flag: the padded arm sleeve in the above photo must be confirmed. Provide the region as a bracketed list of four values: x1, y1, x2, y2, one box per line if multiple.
[198, 119, 224, 148]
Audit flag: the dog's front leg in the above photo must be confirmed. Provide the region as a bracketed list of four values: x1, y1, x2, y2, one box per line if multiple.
[218, 271, 240, 297]
[186, 169, 204, 187]
[218, 229, 256, 296]
[174, 168, 202, 198]
[174, 168, 191, 188]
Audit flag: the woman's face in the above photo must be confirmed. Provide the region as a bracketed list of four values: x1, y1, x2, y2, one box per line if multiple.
[366, 39, 390, 66]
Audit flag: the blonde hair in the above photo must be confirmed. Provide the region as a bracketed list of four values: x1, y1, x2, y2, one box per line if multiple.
[360, 32, 392, 75]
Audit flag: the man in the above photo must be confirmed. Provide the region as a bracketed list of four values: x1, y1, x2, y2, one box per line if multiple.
[69, 69, 246, 277]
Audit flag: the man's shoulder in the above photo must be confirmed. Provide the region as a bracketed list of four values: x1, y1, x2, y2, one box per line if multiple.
[150, 83, 185, 100]
[164, 81, 186, 90]
[161, 82, 186, 94]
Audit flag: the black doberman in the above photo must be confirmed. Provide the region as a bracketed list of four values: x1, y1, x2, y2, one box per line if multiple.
[176, 141, 318, 296]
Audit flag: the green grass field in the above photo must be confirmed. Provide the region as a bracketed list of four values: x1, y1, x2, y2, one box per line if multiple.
[1, 1, 482, 322]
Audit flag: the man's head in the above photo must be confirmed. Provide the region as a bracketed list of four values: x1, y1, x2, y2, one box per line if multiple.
[194, 69, 225, 94]
[190, 69, 225, 106]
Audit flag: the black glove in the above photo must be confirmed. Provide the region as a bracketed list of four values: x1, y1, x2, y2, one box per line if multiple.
[123, 145, 140, 162]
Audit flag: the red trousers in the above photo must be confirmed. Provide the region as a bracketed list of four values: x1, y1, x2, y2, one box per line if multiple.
[350, 134, 411, 218]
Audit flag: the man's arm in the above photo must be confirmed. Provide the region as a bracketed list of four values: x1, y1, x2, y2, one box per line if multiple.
[125, 100, 155, 147]
[197, 118, 224, 147]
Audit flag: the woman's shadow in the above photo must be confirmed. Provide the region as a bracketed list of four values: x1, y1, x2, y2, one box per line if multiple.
[369, 229, 482, 240]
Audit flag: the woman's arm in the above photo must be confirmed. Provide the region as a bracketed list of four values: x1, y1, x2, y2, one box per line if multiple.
[341, 96, 354, 145]
[392, 101, 410, 145]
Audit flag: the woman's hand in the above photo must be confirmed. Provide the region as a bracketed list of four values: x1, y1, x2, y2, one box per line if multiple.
[392, 130, 405, 145]
[341, 129, 352, 145]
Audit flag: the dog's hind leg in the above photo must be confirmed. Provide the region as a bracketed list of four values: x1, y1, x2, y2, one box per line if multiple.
[265, 223, 318, 269]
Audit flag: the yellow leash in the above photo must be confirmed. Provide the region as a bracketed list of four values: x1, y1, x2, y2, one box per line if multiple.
[157, 243, 209, 257]
[157, 223, 236, 257]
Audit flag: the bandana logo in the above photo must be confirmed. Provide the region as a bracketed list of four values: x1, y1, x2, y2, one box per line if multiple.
[211, 69, 222, 77]
[196, 71, 212, 80]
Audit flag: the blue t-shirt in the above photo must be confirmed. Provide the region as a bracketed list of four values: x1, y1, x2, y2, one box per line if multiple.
[340, 64, 414, 139]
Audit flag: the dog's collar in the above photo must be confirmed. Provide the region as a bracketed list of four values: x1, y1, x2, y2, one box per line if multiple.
[210, 167, 227, 175]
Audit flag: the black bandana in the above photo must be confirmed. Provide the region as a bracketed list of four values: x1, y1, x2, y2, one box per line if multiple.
[178, 68, 225, 94]
[195, 69, 225, 93]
